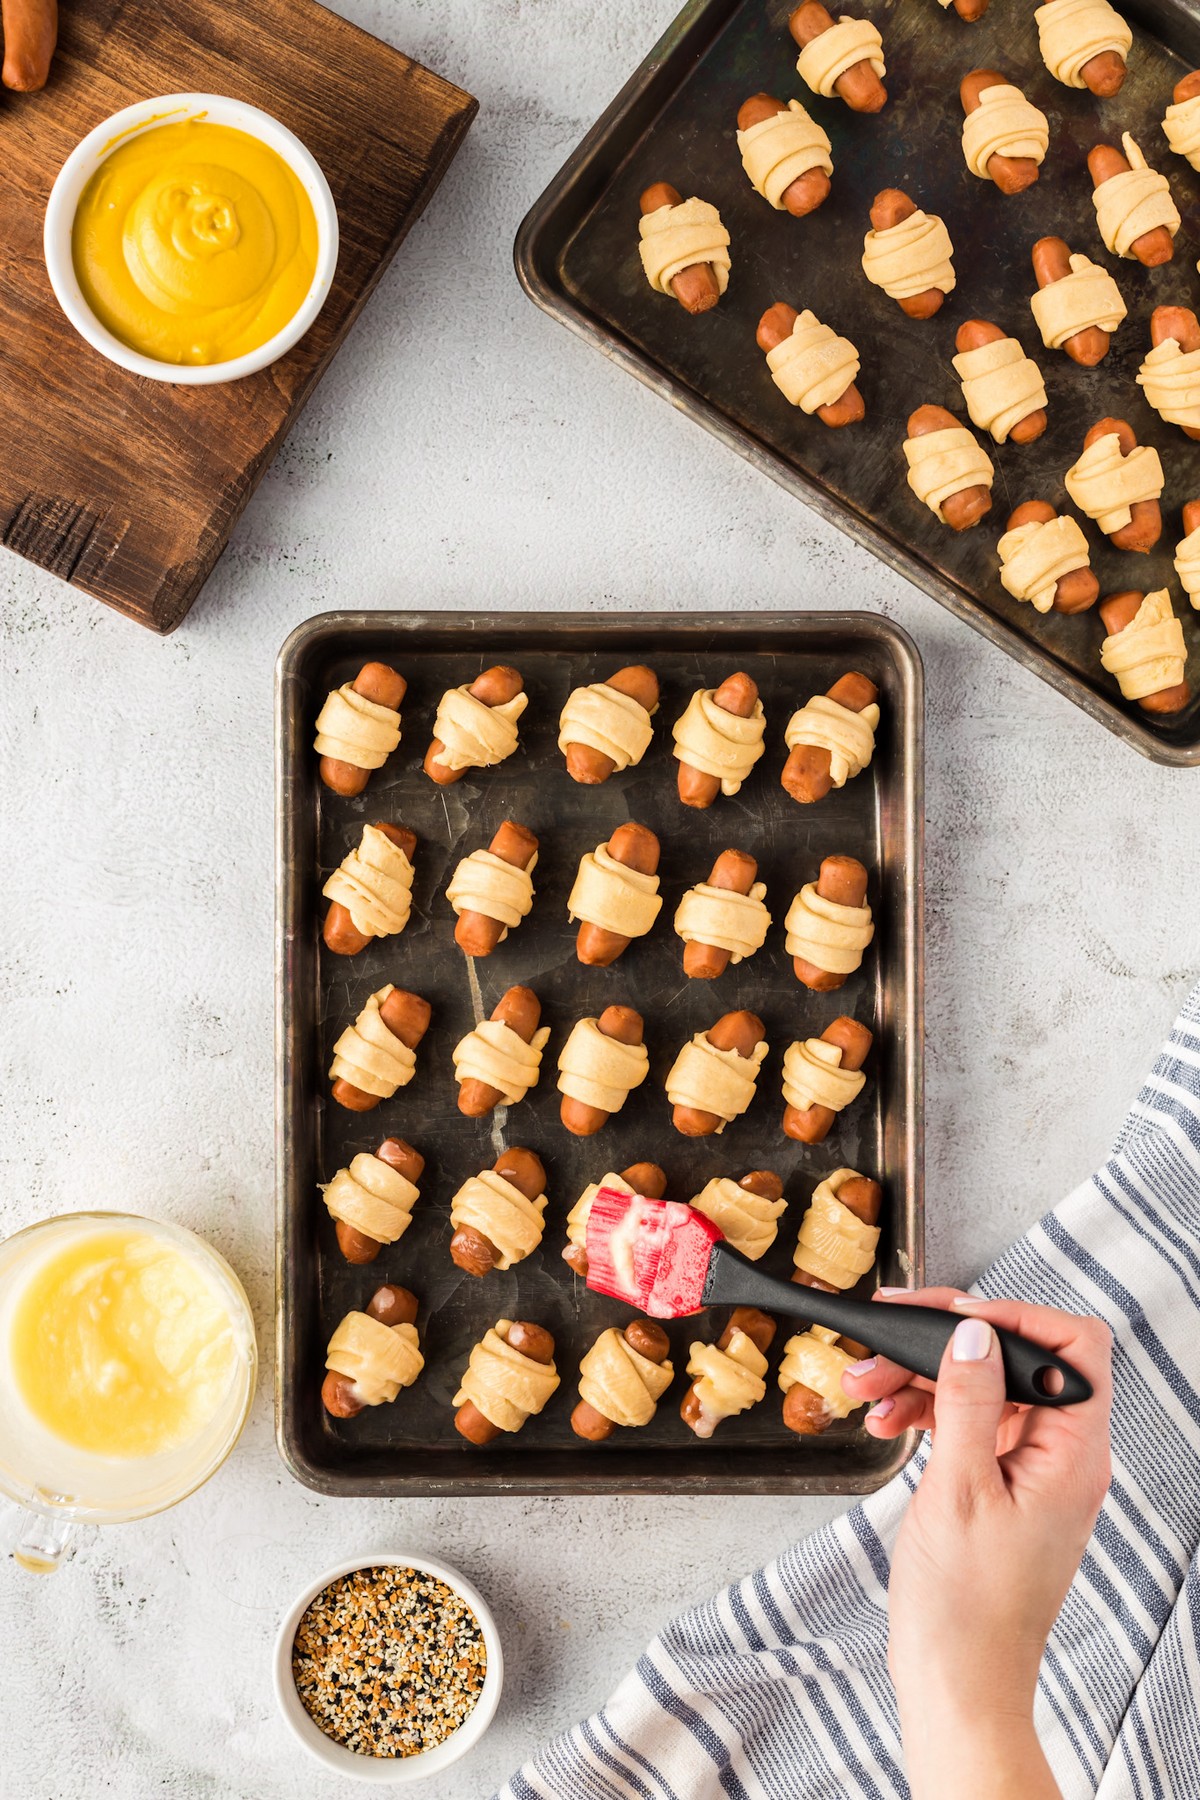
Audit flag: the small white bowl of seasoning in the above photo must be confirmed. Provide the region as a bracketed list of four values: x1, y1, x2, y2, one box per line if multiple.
[43, 92, 338, 384]
[273, 1553, 504, 1782]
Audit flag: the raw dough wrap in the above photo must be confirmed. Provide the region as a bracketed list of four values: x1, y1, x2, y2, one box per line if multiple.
[445, 848, 536, 939]
[639, 198, 731, 297]
[796, 16, 885, 97]
[330, 986, 417, 1099]
[690, 1175, 787, 1261]
[1100, 590, 1187, 700]
[1029, 253, 1126, 350]
[665, 1032, 768, 1132]
[454, 1321, 560, 1433]
[326, 1314, 423, 1408]
[313, 685, 401, 771]
[567, 843, 662, 939]
[1174, 527, 1200, 607]
[765, 310, 861, 414]
[1035, 0, 1132, 87]
[685, 1329, 768, 1437]
[1163, 94, 1200, 170]
[792, 1169, 881, 1288]
[432, 686, 527, 772]
[1092, 133, 1180, 259]
[998, 514, 1092, 613]
[1136, 339, 1200, 433]
[322, 824, 414, 941]
[861, 209, 955, 303]
[578, 1327, 674, 1429]
[671, 688, 766, 796]
[673, 879, 770, 966]
[565, 1171, 634, 1253]
[452, 1018, 550, 1108]
[784, 883, 874, 976]
[1064, 433, 1163, 534]
[962, 84, 1049, 180]
[778, 1326, 861, 1423]
[556, 1017, 649, 1117]
[784, 694, 879, 788]
[558, 682, 655, 772]
[951, 337, 1048, 445]
[904, 426, 994, 521]
[737, 101, 832, 209]
[782, 1036, 866, 1115]
[450, 1169, 547, 1269]
[322, 1153, 420, 1246]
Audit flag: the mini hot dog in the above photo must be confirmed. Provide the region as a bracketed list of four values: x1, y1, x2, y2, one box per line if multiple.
[1030, 237, 1124, 367]
[676, 849, 770, 979]
[454, 1320, 559, 1445]
[571, 1321, 674, 1441]
[323, 823, 417, 956]
[1065, 418, 1163, 553]
[953, 320, 1048, 446]
[672, 672, 766, 808]
[425, 666, 527, 784]
[330, 987, 432, 1113]
[680, 1307, 776, 1437]
[757, 304, 865, 428]
[315, 662, 405, 797]
[562, 1162, 668, 1279]
[559, 665, 659, 783]
[1035, 0, 1129, 96]
[325, 1137, 426, 1264]
[959, 70, 1048, 194]
[638, 184, 728, 315]
[689, 1169, 787, 1260]
[558, 1005, 649, 1136]
[782, 672, 879, 806]
[449, 1147, 548, 1276]
[782, 1014, 872, 1143]
[1163, 69, 1200, 170]
[322, 1285, 421, 1419]
[904, 404, 993, 532]
[789, 2, 887, 113]
[1098, 590, 1191, 713]
[736, 94, 831, 217]
[863, 190, 954, 319]
[446, 819, 539, 957]
[569, 824, 662, 966]
[1088, 136, 1178, 266]
[1136, 306, 1200, 441]
[668, 1009, 769, 1138]
[2, 0, 56, 89]
[454, 984, 549, 1117]
[1175, 498, 1200, 607]
[999, 503, 1098, 614]
[786, 854, 873, 991]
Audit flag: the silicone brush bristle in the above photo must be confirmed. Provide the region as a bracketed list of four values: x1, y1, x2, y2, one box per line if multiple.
[585, 1186, 724, 1317]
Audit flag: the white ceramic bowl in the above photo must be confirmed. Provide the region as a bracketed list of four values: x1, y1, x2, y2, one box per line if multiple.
[273, 1552, 504, 1783]
[43, 92, 338, 385]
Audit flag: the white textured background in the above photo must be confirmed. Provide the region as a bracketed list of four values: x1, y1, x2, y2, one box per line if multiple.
[1, 0, 1198, 1794]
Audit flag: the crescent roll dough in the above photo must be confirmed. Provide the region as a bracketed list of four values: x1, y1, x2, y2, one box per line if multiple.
[779, 1326, 862, 1426]
[450, 1168, 548, 1269]
[1162, 94, 1200, 170]
[578, 1327, 674, 1429]
[639, 197, 731, 298]
[784, 693, 879, 789]
[784, 883, 874, 978]
[674, 879, 770, 967]
[738, 100, 832, 208]
[1100, 590, 1188, 701]
[1035, 0, 1132, 87]
[446, 848, 535, 941]
[665, 1032, 768, 1133]
[998, 513, 1092, 613]
[452, 1017, 550, 1108]
[952, 337, 1048, 445]
[323, 825, 414, 943]
[685, 1328, 768, 1437]
[1093, 134, 1179, 259]
[904, 426, 994, 522]
[1136, 338, 1200, 435]
[453, 1320, 560, 1434]
[796, 15, 885, 99]
[567, 844, 662, 941]
[1174, 526, 1200, 608]
[322, 1152, 420, 1247]
[782, 1036, 866, 1116]
[565, 1170, 637, 1257]
[690, 1176, 787, 1261]
[962, 83, 1049, 181]
[330, 986, 417, 1100]
[792, 1169, 880, 1289]
[862, 208, 955, 304]
[1030, 253, 1126, 351]
[557, 1017, 649, 1119]
[314, 684, 401, 772]
[764, 310, 861, 414]
[672, 688, 766, 796]
[1064, 433, 1163, 535]
[558, 682, 655, 772]
[326, 1313, 423, 1409]
[432, 686, 526, 773]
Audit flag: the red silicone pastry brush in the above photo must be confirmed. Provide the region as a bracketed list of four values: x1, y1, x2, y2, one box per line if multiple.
[584, 1188, 1092, 1408]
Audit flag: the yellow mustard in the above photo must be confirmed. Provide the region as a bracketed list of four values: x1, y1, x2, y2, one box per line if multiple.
[71, 119, 318, 366]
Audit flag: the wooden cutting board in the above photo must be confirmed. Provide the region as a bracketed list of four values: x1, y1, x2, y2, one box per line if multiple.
[0, 0, 476, 632]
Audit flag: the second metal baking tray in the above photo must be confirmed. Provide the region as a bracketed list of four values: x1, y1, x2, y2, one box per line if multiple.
[515, 0, 1200, 764]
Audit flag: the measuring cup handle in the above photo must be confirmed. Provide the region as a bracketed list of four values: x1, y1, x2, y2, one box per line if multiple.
[6, 1505, 76, 1572]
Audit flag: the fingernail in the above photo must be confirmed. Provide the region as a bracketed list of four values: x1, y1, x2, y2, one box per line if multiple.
[953, 1318, 993, 1362]
[876, 1286, 906, 1298]
[951, 1295, 986, 1309]
[845, 1358, 877, 1378]
[866, 1398, 895, 1421]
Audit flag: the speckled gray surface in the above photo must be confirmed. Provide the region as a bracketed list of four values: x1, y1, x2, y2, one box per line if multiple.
[1, 0, 1197, 1794]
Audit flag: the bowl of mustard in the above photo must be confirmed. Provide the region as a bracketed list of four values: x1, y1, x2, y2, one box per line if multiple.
[44, 93, 338, 384]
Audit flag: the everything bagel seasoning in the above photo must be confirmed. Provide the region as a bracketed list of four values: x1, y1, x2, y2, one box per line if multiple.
[291, 1565, 487, 1758]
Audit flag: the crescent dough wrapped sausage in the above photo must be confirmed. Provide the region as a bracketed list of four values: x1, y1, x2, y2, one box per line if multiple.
[674, 879, 770, 967]
[322, 825, 414, 944]
[445, 849, 536, 942]
[1035, 0, 1131, 87]
[567, 844, 662, 941]
[326, 1312, 423, 1409]
[862, 208, 955, 305]
[453, 1320, 560, 1435]
[431, 685, 527, 773]
[322, 1153, 420, 1247]
[738, 100, 832, 208]
[1136, 339, 1200, 435]
[449, 1169, 548, 1270]
[452, 1018, 550, 1108]
[765, 310, 861, 414]
[1065, 433, 1164, 535]
[565, 1170, 637, 1258]
[1092, 134, 1180, 259]
[796, 15, 885, 98]
[639, 197, 731, 297]
[778, 1326, 862, 1426]
[784, 883, 874, 980]
[1100, 590, 1188, 701]
[690, 1176, 787, 1261]
[330, 987, 418, 1100]
[904, 426, 994, 522]
[792, 1169, 881, 1288]
[1174, 527, 1200, 607]
[1030, 252, 1126, 351]
[313, 685, 402, 772]
[1163, 93, 1200, 170]
[665, 1033, 768, 1133]
[558, 682, 655, 773]
[952, 338, 1048, 446]
[578, 1328, 674, 1429]
[998, 514, 1093, 613]
[962, 83, 1049, 180]
[781, 1035, 866, 1117]
[684, 1328, 769, 1438]
[784, 693, 879, 789]
[557, 1017, 649, 1119]
[671, 688, 766, 797]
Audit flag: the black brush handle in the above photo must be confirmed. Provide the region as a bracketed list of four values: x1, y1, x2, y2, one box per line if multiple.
[702, 1243, 1092, 1408]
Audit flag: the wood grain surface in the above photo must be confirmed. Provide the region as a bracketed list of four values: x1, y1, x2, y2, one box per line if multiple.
[0, 0, 476, 632]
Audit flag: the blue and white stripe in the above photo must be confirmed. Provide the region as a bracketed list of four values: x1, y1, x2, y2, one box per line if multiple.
[497, 981, 1200, 1800]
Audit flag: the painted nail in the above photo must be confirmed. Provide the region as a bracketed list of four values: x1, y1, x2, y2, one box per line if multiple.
[952, 1318, 993, 1362]
[866, 1398, 895, 1421]
[876, 1286, 906, 1298]
[846, 1358, 877, 1378]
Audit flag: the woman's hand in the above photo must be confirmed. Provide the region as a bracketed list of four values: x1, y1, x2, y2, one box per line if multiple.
[844, 1291, 1113, 1800]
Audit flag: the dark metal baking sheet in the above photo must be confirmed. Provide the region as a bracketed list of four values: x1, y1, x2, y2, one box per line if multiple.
[514, 0, 1200, 764]
[276, 610, 923, 1496]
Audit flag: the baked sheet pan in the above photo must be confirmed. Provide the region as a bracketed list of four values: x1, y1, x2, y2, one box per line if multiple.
[276, 611, 923, 1496]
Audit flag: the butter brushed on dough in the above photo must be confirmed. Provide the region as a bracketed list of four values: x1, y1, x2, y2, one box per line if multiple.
[792, 1170, 880, 1289]
[685, 1329, 768, 1437]
[690, 1176, 786, 1261]
[326, 1314, 423, 1409]
[779, 1326, 863, 1424]
[578, 1328, 673, 1429]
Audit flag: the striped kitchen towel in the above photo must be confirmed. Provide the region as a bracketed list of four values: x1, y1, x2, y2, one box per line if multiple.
[497, 978, 1200, 1800]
